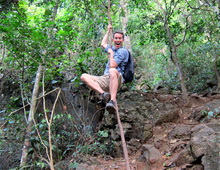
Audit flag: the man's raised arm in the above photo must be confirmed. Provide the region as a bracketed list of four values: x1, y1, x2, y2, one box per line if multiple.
[101, 25, 112, 49]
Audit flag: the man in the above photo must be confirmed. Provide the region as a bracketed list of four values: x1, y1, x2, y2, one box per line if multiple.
[80, 25, 129, 113]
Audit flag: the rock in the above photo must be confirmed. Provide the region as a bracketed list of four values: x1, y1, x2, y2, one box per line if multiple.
[140, 123, 153, 143]
[75, 163, 91, 170]
[120, 85, 129, 92]
[166, 122, 220, 168]
[110, 122, 132, 141]
[173, 147, 195, 167]
[180, 164, 204, 170]
[113, 141, 124, 157]
[127, 138, 142, 154]
[128, 138, 142, 149]
[206, 122, 220, 132]
[168, 124, 192, 140]
[154, 109, 180, 125]
[140, 144, 162, 164]
[187, 123, 220, 169]
[166, 146, 195, 167]
[110, 129, 119, 140]
[0, 156, 9, 170]
[170, 141, 188, 154]
[190, 124, 215, 158]
[202, 139, 220, 170]
[0, 148, 21, 170]
[37, 85, 103, 132]
[156, 87, 170, 94]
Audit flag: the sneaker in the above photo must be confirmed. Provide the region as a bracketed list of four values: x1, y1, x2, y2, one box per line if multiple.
[99, 92, 110, 103]
[106, 100, 116, 114]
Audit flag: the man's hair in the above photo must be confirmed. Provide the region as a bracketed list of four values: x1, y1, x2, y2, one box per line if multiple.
[113, 30, 124, 39]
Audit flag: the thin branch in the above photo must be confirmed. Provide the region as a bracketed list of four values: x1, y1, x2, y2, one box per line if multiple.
[102, 0, 108, 9]
[176, 1, 208, 46]
[19, 83, 28, 123]
[164, 0, 181, 26]
[50, 88, 61, 123]
[70, 100, 86, 128]
[185, 0, 214, 12]
[176, 14, 191, 47]
[47, 88, 61, 170]
[42, 71, 49, 125]
[33, 117, 50, 163]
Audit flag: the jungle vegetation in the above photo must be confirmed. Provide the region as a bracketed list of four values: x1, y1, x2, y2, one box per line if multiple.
[0, 0, 219, 169]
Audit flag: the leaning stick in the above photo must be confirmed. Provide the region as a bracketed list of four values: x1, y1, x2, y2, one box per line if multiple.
[107, 0, 113, 46]
[107, 0, 130, 168]
[107, 0, 112, 26]
[115, 104, 131, 170]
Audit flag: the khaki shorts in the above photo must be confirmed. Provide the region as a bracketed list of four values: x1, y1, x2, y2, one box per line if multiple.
[90, 74, 123, 92]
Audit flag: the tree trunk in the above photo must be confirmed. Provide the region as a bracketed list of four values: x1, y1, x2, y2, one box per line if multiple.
[20, 64, 43, 167]
[154, 0, 188, 100]
[172, 44, 188, 99]
[214, 47, 220, 91]
[164, 23, 188, 99]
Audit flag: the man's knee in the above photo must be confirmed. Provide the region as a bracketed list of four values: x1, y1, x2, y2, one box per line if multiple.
[80, 73, 89, 82]
[109, 68, 118, 77]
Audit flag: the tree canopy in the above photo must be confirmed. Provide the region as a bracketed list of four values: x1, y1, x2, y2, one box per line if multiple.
[1, 0, 219, 93]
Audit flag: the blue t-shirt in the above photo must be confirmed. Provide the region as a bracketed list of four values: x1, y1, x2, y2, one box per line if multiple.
[104, 44, 129, 75]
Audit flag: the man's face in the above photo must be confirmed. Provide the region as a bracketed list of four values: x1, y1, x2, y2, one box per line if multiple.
[113, 33, 124, 49]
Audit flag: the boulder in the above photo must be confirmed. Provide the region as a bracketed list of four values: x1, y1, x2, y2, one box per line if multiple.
[171, 147, 195, 167]
[202, 140, 220, 170]
[190, 124, 215, 158]
[190, 123, 220, 169]
[168, 124, 192, 140]
[140, 144, 162, 164]
[154, 109, 180, 125]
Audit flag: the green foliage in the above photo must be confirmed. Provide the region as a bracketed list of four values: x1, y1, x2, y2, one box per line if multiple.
[0, 0, 116, 106]
[179, 41, 217, 92]
[72, 129, 113, 157]
[69, 161, 79, 169]
[26, 112, 77, 167]
[0, 111, 26, 166]
[21, 110, 113, 168]
[127, 0, 219, 92]
[0, 0, 219, 95]
[200, 108, 220, 121]
[97, 130, 109, 138]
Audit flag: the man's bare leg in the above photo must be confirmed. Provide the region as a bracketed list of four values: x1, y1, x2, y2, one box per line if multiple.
[80, 73, 105, 94]
[109, 68, 119, 102]
[106, 68, 119, 113]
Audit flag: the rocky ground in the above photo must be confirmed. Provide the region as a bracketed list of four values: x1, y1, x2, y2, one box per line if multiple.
[73, 90, 220, 170]
[1, 84, 220, 170]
